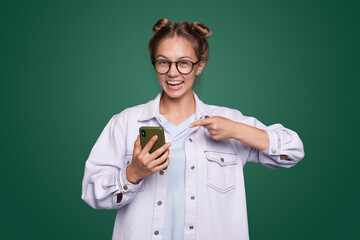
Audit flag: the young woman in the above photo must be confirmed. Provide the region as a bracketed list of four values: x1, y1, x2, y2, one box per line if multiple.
[81, 18, 304, 240]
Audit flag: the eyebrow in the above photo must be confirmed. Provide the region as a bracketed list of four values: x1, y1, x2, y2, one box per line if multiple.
[155, 54, 193, 60]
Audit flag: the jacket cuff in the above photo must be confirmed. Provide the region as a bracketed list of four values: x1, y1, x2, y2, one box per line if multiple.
[118, 166, 145, 193]
[261, 129, 280, 156]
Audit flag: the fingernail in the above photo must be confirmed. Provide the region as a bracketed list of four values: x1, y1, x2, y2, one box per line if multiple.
[167, 142, 171, 146]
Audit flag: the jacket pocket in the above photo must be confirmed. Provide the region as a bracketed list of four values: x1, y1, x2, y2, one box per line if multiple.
[204, 150, 238, 193]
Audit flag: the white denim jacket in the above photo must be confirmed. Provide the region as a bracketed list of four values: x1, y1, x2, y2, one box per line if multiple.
[81, 92, 304, 240]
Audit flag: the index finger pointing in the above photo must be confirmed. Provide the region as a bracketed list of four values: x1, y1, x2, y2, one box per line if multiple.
[190, 118, 211, 128]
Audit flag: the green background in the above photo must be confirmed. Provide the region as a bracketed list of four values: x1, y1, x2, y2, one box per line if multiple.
[1, 0, 359, 239]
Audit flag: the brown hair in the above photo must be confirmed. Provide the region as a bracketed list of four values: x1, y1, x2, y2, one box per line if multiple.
[149, 18, 212, 63]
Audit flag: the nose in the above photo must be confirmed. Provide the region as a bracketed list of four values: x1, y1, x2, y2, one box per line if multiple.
[168, 62, 180, 77]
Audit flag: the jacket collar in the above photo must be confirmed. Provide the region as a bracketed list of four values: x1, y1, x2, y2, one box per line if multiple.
[138, 91, 212, 122]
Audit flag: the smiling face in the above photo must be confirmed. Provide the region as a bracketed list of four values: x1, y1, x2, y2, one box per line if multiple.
[154, 37, 206, 100]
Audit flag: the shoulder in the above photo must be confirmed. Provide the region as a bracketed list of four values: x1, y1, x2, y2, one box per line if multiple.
[112, 104, 146, 121]
[114, 103, 146, 118]
[110, 104, 146, 129]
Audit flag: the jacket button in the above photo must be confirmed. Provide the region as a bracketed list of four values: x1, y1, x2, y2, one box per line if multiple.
[220, 157, 224, 162]
[154, 230, 159, 235]
[157, 201, 162, 206]
[189, 138, 193, 142]
[123, 185, 129, 191]
[191, 196, 195, 200]
[189, 225, 194, 230]
[272, 149, 277, 154]
[159, 170, 164, 175]
[191, 166, 195, 170]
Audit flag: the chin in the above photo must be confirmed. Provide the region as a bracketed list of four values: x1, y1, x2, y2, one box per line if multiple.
[163, 90, 183, 99]
[163, 88, 193, 100]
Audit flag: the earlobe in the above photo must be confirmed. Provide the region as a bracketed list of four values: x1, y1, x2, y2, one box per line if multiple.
[197, 60, 206, 75]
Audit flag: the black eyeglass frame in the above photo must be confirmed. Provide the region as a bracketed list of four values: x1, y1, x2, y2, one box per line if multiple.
[152, 59, 201, 75]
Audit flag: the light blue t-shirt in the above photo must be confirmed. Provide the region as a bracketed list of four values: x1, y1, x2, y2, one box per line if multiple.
[160, 114, 195, 240]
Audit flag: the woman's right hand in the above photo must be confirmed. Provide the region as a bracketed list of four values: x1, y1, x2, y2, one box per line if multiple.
[126, 135, 171, 184]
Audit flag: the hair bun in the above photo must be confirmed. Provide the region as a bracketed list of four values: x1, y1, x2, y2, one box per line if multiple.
[153, 18, 172, 33]
[191, 22, 212, 39]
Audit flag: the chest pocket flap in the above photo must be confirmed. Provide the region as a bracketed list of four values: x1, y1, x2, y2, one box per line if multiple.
[204, 150, 238, 166]
[204, 150, 239, 193]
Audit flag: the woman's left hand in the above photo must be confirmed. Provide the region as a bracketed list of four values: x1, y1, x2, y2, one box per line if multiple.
[190, 116, 236, 141]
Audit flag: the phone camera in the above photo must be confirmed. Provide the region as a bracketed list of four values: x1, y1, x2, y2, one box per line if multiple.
[141, 129, 146, 137]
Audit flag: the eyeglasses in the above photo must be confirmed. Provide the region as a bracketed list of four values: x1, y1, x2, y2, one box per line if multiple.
[152, 59, 200, 75]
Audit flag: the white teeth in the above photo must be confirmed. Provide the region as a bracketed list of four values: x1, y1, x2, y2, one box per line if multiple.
[167, 81, 183, 84]
[166, 80, 184, 87]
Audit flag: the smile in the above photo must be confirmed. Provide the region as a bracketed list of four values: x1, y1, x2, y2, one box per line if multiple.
[166, 80, 184, 87]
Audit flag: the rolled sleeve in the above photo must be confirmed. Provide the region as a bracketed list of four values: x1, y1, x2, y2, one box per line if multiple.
[119, 166, 145, 193]
[233, 109, 304, 169]
[262, 129, 280, 156]
[259, 126, 304, 169]
[113, 166, 145, 206]
[82, 115, 144, 209]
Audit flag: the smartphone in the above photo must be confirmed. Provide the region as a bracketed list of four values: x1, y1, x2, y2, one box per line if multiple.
[139, 126, 166, 155]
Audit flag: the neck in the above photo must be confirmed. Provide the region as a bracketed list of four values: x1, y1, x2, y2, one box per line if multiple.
[159, 91, 196, 125]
